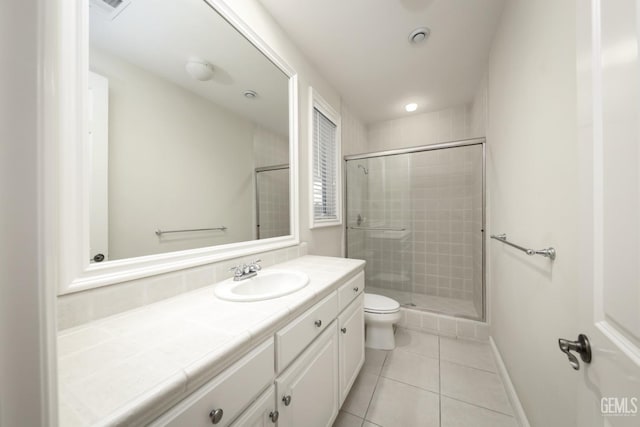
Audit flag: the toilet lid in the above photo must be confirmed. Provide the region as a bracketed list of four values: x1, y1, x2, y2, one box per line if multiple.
[364, 293, 400, 313]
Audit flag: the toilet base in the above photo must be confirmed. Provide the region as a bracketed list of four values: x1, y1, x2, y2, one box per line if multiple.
[364, 310, 402, 350]
[365, 324, 397, 350]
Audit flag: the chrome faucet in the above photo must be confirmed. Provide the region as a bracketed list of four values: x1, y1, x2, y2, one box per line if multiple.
[230, 259, 262, 281]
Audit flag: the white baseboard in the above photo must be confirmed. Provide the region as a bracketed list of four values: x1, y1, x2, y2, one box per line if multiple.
[489, 337, 530, 427]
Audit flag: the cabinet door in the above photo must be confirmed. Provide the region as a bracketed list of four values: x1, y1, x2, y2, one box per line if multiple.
[276, 321, 339, 427]
[338, 293, 365, 405]
[229, 385, 277, 427]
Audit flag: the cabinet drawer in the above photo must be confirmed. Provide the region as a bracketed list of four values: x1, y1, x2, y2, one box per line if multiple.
[276, 291, 338, 372]
[337, 272, 364, 313]
[152, 338, 274, 427]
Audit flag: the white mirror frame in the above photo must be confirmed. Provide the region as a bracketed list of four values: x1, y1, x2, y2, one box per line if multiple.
[48, 0, 299, 295]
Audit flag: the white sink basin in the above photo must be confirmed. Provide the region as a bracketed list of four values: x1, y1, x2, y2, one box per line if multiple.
[214, 270, 310, 302]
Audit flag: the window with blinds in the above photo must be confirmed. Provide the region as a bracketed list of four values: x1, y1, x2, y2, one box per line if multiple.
[312, 107, 338, 221]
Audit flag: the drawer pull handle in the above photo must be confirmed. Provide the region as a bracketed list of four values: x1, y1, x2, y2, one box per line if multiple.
[314, 320, 322, 328]
[341, 327, 347, 334]
[282, 395, 292, 406]
[353, 286, 359, 292]
[269, 411, 279, 423]
[209, 408, 224, 424]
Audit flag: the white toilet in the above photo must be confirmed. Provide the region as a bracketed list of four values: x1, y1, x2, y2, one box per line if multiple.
[364, 293, 402, 350]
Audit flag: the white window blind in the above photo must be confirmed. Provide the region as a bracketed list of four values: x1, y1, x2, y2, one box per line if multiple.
[312, 107, 338, 221]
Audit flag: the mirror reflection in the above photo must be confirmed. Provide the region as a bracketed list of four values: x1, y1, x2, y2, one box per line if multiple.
[88, 0, 290, 262]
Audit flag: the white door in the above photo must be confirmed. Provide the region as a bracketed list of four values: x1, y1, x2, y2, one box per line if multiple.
[88, 71, 109, 263]
[576, 0, 640, 425]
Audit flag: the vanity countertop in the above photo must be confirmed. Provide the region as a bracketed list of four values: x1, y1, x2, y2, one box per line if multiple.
[58, 255, 365, 426]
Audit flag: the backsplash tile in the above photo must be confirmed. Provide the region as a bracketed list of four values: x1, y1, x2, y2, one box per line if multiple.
[57, 243, 307, 330]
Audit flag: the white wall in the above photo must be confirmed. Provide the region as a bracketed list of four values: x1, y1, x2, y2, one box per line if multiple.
[0, 0, 52, 425]
[486, 0, 579, 425]
[367, 104, 472, 152]
[342, 104, 368, 156]
[469, 73, 488, 138]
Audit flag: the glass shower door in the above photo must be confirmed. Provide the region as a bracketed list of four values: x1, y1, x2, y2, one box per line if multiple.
[345, 141, 485, 321]
[345, 155, 414, 306]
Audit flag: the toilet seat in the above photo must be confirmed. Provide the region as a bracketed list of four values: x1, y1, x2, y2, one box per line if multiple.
[364, 293, 400, 314]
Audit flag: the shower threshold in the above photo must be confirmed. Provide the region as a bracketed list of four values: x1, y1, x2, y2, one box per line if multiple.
[367, 286, 481, 320]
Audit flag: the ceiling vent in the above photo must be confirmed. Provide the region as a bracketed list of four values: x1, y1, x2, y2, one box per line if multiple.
[90, 0, 132, 20]
[408, 27, 431, 44]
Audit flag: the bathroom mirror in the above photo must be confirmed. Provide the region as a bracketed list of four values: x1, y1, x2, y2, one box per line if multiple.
[88, 0, 291, 262]
[55, 0, 298, 294]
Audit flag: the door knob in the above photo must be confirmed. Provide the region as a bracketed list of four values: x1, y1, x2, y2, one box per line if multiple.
[558, 334, 592, 370]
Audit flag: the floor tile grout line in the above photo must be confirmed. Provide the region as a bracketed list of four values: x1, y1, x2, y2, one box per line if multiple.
[374, 374, 440, 395]
[361, 350, 388, 424]
[386, 346, 440, 362]
[439, 358, 498, 375]
[440, 394, 516, 418]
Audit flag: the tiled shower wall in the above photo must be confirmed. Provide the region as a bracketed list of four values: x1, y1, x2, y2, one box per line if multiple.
[359, 155, 413, 290]
[352, 146, 482, 304]
[253, 125, 290, 239]
[409, 146, 482, 302]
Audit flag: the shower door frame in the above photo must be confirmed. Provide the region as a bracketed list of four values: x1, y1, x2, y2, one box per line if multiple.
[344, 137, 486, 322]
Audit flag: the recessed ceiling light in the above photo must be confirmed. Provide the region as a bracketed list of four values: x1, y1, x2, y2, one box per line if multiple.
[405, 103, 418, 112]
[408, 27, 430, 44]
[244, 90, 258, 99]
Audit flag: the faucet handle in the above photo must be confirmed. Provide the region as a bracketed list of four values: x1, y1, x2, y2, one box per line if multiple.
[229, 265, 244, 278]
[249, 259, 262, 272]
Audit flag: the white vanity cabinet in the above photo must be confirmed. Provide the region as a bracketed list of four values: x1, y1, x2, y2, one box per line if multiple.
[151, 270, 365, 427]
[338, 292, 365, 405]
[275, 322, 340, 427]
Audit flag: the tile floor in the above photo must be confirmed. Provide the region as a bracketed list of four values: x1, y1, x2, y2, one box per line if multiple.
[366, 286, 480, 319]
[333, 328, 518, 427]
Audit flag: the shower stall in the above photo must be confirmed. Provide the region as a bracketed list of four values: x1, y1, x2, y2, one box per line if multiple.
[345, 138, 485, 320]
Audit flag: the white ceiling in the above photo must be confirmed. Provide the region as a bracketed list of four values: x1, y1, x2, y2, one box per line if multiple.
[90, 0, 289, 136]
[258, 0, 505, 124]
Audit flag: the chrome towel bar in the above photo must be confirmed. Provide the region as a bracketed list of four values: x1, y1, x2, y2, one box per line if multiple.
[348, 226, 406, 231]
[490, 233, 556, 260]
[155, 226, 227, 236]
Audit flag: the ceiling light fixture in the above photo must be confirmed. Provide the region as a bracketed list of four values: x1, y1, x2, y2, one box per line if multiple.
[405, 103, 418, 112]
[243, 90, 258, 99]
[185, 58, 214, 81]
[408, 27, 431, 44]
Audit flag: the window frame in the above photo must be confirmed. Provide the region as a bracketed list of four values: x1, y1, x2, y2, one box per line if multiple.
[308, 87, 342, 229]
